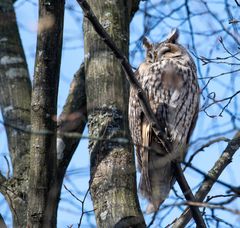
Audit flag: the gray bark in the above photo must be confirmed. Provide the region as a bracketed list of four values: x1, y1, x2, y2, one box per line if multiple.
[27, 1, 64, 227]
[83, 1, 145, 227]
[0, 1, 31, 227]
[51, 64, 87, 221]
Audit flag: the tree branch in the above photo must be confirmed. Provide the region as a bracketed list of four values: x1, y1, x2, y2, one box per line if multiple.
[234, 0, 240, 7]
[0, 214, 7, 228]
[0, 172, 7, 189]
[45, 64, 87, 222]
[128, 0, 141, 20]
[27, 1, 65, 227]
[173, 163, 206, 227]
[57, 63, 87, 165]
[172, 131, 240, 227]
[76, 0, 206, 227]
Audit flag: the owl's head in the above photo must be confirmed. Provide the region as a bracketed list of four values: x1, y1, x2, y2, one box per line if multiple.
[143, 29, 186, 63]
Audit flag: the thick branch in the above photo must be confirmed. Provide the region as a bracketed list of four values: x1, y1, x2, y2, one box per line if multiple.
[77, 1, 205, 227]
[172, 131, 240, 227]
[45, 64, 87, 220]
[128, 0, 141, 20]
[173, 163, 206, 227]
[57, 63, 87, 166]
[27, 1, 65, 227]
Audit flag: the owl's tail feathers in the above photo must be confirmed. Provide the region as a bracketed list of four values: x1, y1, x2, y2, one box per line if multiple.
[139, 139, 174, 214]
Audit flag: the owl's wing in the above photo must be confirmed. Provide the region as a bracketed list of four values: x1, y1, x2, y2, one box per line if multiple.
[129, 68, 143, 171]
[186, 105, 199, 145]
[140, 120, 152, 192]
[131, 67, 153, 193]
[186, 70, 200, 145]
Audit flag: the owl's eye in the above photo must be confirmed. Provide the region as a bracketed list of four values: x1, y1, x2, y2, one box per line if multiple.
[147, 51, 158, 62]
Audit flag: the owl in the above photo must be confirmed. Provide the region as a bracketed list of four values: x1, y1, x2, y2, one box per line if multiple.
[128, 29, 200, 213]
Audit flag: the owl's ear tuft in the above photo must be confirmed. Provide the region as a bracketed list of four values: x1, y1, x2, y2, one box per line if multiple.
[166, 29, 179, 44]
[143, 37, 152, 49]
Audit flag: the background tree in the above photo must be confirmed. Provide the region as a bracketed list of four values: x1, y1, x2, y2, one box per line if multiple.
[0, 0, 240, 227]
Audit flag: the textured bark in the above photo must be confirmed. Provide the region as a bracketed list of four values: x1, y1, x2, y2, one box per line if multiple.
[0, 1, 31, 227]
[83, 1, 145, 227]
[49, 64, 87, 218]
[57, 64, 87, 166]
[27, 1, 65, 227]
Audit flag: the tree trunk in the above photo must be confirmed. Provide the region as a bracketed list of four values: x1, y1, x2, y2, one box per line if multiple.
[0, 1, 31, 227]
[27, 1, 64, 227]
[83, 1, 145, 227]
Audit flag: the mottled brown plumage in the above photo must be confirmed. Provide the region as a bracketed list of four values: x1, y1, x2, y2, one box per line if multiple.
[128, 29, 200, 213]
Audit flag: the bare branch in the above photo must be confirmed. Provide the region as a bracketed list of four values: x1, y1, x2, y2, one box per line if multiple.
[234, 0, 240, 7]
[3, 156, 10, 179]
[186, 137, 230, 165]
[27, 1, 65, 227]
[173, 163, 206, 227]
[183, 162, 240, 194]
[57, 63, 87, 165]
[44, 64, 87, 228]
[172, 131, 240, 227]
[0, 172, 7, 188]
[0, 214, 7, 228]
[77, 188, 91, 228]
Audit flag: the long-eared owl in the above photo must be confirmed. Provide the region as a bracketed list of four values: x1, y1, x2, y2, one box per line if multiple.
[128, 29, 200, 213]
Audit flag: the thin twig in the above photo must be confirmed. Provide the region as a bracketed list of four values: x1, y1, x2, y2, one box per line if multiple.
[64, 184, 83, 203]
[3, 156, 10, 179]
[78, 188, 93, 228]
[234, 0, 240, 6]
[186, 137, 230, 166]
[182, 162, 240, 195]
